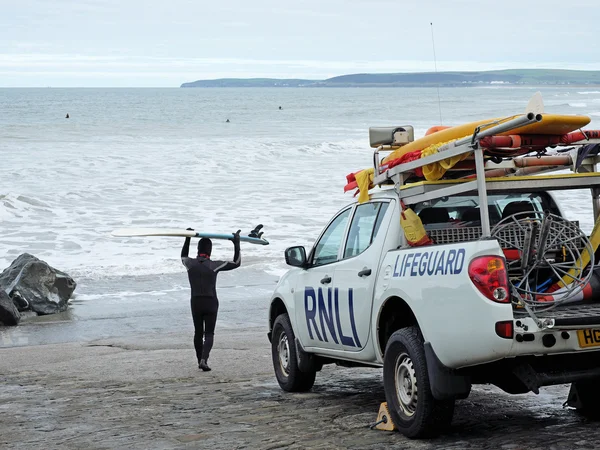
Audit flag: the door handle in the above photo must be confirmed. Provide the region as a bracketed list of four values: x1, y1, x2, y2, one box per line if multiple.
[358, 268, 372, 277]
[320, 276, 332, 284]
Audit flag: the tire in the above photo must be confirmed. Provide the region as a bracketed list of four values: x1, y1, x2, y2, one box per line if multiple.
[568, 380, 600, 417]
[383, 326, 455, 438]
[271, 313, 316, 392]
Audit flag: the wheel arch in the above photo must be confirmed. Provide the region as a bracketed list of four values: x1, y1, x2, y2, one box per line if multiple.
[268, 297, 288, 342]
[376, 296, 420, 359]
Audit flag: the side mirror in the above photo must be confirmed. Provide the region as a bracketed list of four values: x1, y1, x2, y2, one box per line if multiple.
[285, 246, 307, 268]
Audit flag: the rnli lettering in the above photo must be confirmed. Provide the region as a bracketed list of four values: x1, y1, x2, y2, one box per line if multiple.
[392, 248, 466, 277]
[304, 287, 361, 347]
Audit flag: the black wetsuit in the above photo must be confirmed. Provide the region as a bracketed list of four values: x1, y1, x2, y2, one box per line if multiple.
[181, 238, 241, 363]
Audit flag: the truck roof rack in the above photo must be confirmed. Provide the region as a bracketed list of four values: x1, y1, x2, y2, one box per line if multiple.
[370, 113, 600, 237]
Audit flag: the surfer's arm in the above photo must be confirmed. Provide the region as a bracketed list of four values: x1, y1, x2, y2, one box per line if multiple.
[212, 232, 241, 272]
[181, 236, 192, 269]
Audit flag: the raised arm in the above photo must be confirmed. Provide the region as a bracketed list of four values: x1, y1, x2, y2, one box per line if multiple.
[210, 230, 241, 272]
[181, 228, 194, 269]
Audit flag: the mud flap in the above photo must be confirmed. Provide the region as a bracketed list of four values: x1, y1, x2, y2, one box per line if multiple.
[566, 383, 583, 409]
[295, 338, 322, 373]
[424, 342, 471, 400]
[513, 363, 540, 394]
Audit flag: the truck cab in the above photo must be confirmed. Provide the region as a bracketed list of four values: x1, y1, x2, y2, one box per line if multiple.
[268, 115, 600, 438]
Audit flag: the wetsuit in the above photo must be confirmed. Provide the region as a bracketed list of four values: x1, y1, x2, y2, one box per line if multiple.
[181, 237, 240, 364]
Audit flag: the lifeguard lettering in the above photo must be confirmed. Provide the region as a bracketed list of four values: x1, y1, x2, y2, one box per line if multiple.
[392, 248, 466, 277]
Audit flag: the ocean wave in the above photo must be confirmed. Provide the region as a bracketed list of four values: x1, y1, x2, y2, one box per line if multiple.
[578, 91, 600, 95]
[75, 287, 185, 301]
[545, 102, 586, 109]
[1, 193, 51, 209]
[0, 193, 55, 222]
[3, 87, 597, 286]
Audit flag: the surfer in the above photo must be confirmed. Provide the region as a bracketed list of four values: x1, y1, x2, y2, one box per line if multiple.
[226, 119, 230, 123]
[65, 113, 70, 119]
[181, 229, 241, 371]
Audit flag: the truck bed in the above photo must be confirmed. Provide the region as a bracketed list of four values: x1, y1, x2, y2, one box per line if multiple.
[514, 302, 600, 327]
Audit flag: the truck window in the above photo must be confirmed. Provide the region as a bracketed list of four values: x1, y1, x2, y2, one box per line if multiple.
[412, 192, 560, 228]
[344, 202, 390, 258]
[312, 208, 351, 266]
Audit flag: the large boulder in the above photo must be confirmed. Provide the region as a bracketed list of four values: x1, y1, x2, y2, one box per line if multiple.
[0, 289, 20, 325]
[0, 253, 77, 315]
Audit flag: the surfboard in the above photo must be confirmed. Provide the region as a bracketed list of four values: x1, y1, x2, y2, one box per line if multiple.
[111, 227, 269, 245]
[381, 113, 592, 165]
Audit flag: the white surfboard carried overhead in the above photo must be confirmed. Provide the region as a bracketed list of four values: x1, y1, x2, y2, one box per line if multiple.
[111, 224, 269, 245]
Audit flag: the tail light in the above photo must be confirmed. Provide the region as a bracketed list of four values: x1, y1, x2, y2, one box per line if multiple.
[468, 256, 510, 303]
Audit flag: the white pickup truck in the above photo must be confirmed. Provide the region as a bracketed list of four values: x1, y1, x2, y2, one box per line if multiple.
[268, 119, 600, 438]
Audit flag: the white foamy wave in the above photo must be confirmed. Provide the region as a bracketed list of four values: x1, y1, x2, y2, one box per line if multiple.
[578, 91, 600, 95]
[0, 134, 361, 279]
[568, 102, 587, 108]
[75, 287, 184, 301]
[0, 193, 53, 220]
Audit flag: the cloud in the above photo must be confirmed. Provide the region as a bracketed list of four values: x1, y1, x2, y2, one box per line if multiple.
[2, 53, 600, 74]
[1, 0, 599, 86]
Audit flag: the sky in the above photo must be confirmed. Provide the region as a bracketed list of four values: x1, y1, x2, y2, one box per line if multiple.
[1, 0, 599, 87]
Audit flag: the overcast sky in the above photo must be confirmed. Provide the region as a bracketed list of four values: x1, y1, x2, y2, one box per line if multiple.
[2, 0, 599, 87]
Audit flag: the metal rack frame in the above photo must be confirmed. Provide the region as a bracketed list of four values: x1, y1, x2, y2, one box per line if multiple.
[371, 113, 600, 238]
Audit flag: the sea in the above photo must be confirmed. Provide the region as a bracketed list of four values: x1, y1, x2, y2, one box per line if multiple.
[1, 86, 599, 347]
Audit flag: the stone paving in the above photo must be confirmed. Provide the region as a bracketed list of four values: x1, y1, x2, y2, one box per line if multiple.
[1, 328, 600, 449]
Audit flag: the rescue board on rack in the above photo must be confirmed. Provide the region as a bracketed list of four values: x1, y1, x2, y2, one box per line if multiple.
[111, 225, 269, 245]
[381, 114, 591, 165]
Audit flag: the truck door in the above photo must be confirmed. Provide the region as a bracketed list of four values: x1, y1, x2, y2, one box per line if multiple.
[333, 200, 392, 351]
[294, 207, 352, 351]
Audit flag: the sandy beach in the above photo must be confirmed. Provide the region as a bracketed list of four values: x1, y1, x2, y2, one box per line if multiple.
[3, 324, 600, 450]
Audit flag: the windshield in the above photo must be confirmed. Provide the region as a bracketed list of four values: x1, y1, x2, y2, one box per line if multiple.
[411, 192, 561, 229]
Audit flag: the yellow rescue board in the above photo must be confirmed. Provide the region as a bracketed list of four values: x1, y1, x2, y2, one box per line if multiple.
[382, 114, 591, 164]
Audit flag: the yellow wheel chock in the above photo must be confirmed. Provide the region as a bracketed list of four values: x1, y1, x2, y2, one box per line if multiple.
[370, 402, 396, 431]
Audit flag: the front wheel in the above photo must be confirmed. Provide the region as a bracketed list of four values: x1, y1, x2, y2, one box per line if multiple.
[271, 313, 316, 392]
[383, 327, 454, 438]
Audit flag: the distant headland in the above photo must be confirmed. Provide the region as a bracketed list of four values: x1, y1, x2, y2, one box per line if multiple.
[181, 69, 600, 88]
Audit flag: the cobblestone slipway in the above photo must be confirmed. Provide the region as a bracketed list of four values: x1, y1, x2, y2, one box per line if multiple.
[1, 327, 599, 449]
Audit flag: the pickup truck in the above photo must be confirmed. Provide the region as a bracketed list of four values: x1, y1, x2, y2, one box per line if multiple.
[267, 119, 600, 438]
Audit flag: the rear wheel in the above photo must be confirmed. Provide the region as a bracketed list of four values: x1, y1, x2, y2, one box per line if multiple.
[383, 327, 454, 438]
[567, 380, 600, 417]
[272, 313, 316, 392]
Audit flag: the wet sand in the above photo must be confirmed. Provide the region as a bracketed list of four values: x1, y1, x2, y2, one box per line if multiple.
[2, 325, 600, 450]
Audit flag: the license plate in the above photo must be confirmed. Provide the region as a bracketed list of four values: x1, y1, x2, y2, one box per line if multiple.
[577, 329, 600, 348]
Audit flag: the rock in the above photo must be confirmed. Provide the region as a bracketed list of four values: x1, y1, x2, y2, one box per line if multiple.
[0, 289, 20, 326]
[0, 253, 76, 315]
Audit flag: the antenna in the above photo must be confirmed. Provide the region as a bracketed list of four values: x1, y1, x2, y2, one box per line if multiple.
[430, 22, 443, 125]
